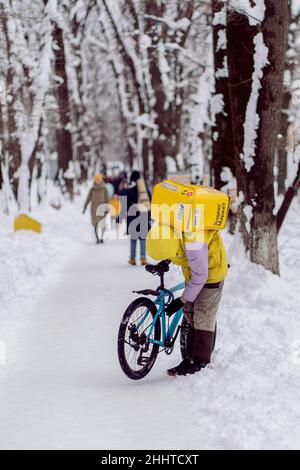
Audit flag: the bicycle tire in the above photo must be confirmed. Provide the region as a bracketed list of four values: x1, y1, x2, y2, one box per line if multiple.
[118, 297, 161, 380]
[180, 317, 217, 361]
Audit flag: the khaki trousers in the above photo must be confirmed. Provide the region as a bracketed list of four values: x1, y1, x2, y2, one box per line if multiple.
[183, 281, 224, 332]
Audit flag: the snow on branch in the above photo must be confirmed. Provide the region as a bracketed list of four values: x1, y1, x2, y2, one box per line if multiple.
[100, 0, 145, 98]
[157, 42, 174, 105]
[164, 43, 206, 70]
[17, 4, 54, 211]
[228, 0, 266, 26]
[144, 14, 191, 32]
[134, 114, 157, 130]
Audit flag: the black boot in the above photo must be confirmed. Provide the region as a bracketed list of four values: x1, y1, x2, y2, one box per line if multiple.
[192, 329, 215, 364]
[167, 358, 207, 377]
[183, 321, 194, 360]
[167, 329, 214, 377]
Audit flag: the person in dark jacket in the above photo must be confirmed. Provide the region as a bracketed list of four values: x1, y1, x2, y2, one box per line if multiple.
[83, 173, 110, 244]
[127, 170, 151, 266]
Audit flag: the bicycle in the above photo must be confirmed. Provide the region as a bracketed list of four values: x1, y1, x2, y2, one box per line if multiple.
[117, 260, 217, 380]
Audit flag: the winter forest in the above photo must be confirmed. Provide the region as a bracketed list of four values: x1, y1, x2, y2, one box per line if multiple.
[1, 0, 300, 451]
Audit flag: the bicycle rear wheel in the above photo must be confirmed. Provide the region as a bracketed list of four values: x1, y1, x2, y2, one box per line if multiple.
[180, 317, 217, 360]
[118, 297, 161, 380]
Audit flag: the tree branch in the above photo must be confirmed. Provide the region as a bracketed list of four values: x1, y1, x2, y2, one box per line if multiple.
[101, 0, 145, 112]
[144, 14, 191, 31]
[277, 160, 300, 232]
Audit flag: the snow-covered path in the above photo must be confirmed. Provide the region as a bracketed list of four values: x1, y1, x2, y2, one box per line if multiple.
[1, 204, 300, 450]
[0, 238, 199, 450]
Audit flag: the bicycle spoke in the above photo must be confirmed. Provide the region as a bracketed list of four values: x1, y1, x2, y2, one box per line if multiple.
[124, 314, 156, 372]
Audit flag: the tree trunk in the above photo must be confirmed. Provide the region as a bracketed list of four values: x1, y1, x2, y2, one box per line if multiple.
[227, 10, 256, 250]
[227, 1, 289, 275]
[1, 7, 21, 201]
[70, 15, 91, 183]
[53, 24, 73, 176]
[277, 85, 290, 194]
[277, 3, 294, 196]
[142, 138, 149, 182]
[212, 0, 235, 190]
[145, 0, 169, 182]
[277, 160, 300, 232]
[0, 94, 4, 192]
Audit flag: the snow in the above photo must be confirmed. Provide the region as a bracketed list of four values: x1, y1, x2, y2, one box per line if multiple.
[243, 204, 253, 233]
[242, 33, 269, 172]
[134, 114, 157, 130]
[1, 190, 300, 449]
[144, 15, 191, 32]
[211, 93, 226, 120]
[165, 156, 177, 174]
[140, 34, 152, 50]
[229, 0, 266, 26]
[0, 187, 86, 339]
[215, 56, 228, 79]
[213, 131, 219, 142]
[220, 167, 233, 184]
[157, 43, 173, 105]
[216, 30, 227, 52]
[212, 7, 226, 27]
[292, 0, 300, 16]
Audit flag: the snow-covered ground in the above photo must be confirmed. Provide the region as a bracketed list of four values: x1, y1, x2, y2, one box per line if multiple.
[0, 190, 300, 450]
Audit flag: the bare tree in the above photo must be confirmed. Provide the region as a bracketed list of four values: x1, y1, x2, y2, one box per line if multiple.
[0, 0, 53, 211]
[101, 0, 201, 182]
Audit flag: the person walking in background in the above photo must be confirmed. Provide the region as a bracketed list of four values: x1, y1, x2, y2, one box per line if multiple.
[117, 178, 129, 226]
[104, 177, 115, 200]
[83, 173, 110, 244]
[127, 170, 151, 266]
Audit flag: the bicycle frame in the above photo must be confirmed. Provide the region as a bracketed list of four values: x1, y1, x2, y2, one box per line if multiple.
[136, 281, 186, 348]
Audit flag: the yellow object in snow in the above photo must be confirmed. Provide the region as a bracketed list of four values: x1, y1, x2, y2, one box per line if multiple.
[14, 214, 42, 233]
[151, 180, 230, 232]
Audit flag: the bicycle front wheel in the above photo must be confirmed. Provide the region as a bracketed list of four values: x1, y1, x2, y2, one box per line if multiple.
[118, 297, 161, 380]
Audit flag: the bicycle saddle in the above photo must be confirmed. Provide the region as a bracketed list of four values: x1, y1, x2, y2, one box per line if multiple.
[145, 260, 171, 275]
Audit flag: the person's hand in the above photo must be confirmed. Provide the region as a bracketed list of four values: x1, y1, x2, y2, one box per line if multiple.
[165, 297, 184, 317]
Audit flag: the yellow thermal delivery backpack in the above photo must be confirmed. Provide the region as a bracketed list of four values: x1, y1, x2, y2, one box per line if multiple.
[149, 180, 230, 233]
[147, 180, 230, 283]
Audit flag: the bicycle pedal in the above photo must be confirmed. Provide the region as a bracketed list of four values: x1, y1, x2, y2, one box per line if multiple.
[137, 356, 150, 366]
